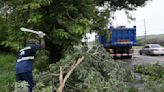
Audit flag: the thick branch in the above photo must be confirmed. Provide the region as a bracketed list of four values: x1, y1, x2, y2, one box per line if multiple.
[56, 56, 84, 92]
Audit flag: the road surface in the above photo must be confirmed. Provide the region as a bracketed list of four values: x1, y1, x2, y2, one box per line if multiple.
[123, 49, 164, 65]
[120, 49, 164, 92]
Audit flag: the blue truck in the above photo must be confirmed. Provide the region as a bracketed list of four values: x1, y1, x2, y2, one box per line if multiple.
[99, 26, 136, 58]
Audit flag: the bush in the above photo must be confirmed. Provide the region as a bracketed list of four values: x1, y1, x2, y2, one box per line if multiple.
[135, 63, 164, 91]
[31, 45, 135, 92]
[0, 54, 16, 92]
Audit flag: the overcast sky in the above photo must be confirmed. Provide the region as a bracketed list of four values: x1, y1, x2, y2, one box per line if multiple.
[86, 0, 163, 42]
[114, 0, 164, 36]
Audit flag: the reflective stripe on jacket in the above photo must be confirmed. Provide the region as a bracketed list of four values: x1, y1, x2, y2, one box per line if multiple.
[17, 56, 34, 62]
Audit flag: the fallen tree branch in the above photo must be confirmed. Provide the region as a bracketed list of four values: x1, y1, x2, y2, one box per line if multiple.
[56, 56, 85, 92]
[56, 47, 93, 92]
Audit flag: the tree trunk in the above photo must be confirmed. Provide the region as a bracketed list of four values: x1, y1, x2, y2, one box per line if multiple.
[49, 43, 63, 63]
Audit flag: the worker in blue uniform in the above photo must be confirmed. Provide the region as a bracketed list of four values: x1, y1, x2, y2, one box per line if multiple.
[16, 32, 45, 92]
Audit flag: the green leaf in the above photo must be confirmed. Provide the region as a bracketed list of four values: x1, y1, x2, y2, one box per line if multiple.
[29, 3, 41, 9]
[27, 13, 42, 24]
[55, 29, 70, 39]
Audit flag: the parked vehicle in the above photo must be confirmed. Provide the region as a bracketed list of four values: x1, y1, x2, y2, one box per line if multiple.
[139, 44, 164, 55]
[99, 26, 136, 58]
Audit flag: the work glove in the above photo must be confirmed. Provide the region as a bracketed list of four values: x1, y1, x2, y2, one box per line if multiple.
[38, 31, 45, 38]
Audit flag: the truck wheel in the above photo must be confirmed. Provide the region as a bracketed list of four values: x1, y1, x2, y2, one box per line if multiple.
[113, 56, 117, 59]
[139, 52, 142, 55]
[128, 56, 132, 58]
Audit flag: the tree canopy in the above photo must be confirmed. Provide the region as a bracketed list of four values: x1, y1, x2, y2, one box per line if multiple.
[0, 0, 150, 62]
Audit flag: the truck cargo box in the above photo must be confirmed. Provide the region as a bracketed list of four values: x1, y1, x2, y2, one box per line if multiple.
[99, 26, 136, 47]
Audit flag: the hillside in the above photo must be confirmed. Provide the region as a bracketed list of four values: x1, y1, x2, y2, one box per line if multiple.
[137, 34, 164, 45]
[137, 34, 164, 40]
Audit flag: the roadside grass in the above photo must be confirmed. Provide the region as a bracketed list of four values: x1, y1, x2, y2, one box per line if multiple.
[0, 53, 16, 92]
[133, 46, 143, 49]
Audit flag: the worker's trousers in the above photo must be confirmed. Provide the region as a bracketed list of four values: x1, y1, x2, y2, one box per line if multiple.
[16, 71, 34, 92]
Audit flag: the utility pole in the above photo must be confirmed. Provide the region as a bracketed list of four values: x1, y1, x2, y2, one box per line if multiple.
[144, 18, 147, 44]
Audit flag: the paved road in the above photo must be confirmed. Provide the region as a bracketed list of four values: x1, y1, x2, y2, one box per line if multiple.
[120, 49, 164, 92]
[122, 49, 164, 65]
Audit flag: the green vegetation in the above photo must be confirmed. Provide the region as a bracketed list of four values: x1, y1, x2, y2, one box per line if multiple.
[0, 0, 150, 63]
[0, 0, 151, 91]
[3, 48, 164, 92]
[135, 63, 164, 80]
[137, 34, 164, 46]
[133, 46, 143, 49]
[0, 54, 16, 92]
[135, 63, 164, 91]
[14, 46, 137, 92]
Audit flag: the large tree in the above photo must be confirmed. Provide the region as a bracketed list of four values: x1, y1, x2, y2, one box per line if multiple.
[0, 0, 150, 63]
